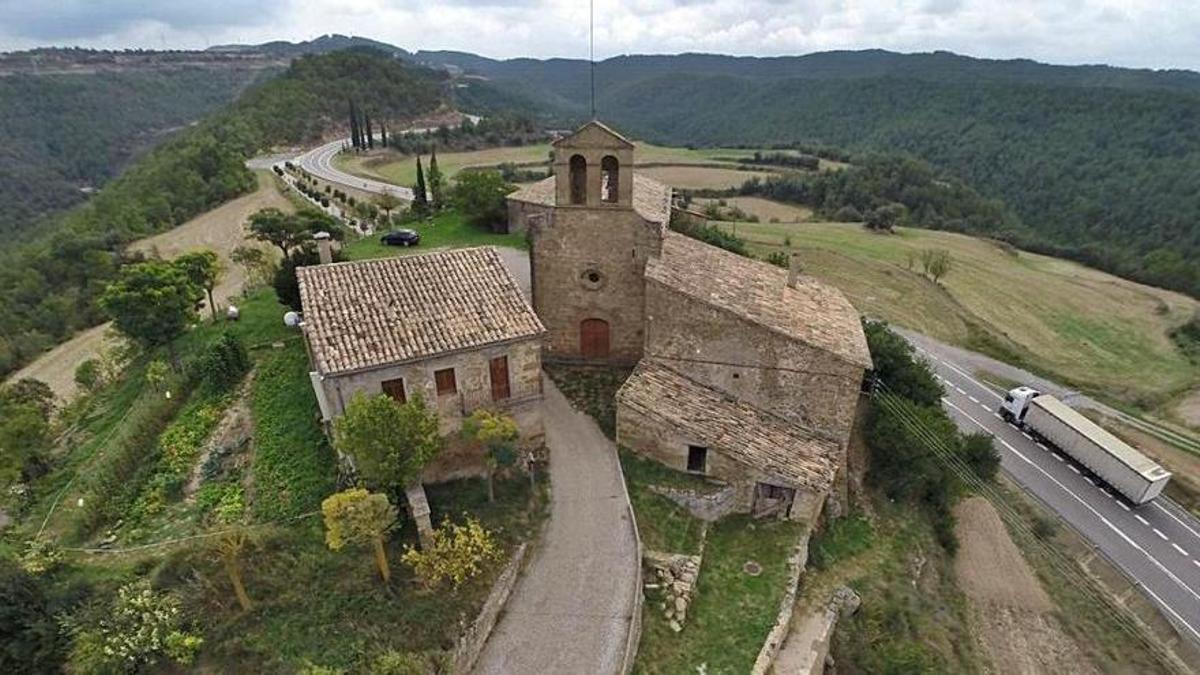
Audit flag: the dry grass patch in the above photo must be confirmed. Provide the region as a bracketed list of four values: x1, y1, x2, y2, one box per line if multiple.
[953, 497, 1097, 674]
[638, 165, 774, 190]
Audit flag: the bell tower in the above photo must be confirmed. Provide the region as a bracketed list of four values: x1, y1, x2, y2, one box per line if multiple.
[553, 121, 634, 208]
[527, 121, 662, 365]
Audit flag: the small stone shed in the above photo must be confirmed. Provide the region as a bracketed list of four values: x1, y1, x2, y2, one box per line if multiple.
[297, 247, 546, 481]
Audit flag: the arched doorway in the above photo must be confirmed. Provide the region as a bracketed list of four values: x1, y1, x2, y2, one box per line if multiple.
[580, 318, 610, 358]
[568, 154, 587, 204]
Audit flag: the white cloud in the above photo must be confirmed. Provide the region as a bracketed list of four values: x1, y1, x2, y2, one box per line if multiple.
[0, 0, 1198, 71]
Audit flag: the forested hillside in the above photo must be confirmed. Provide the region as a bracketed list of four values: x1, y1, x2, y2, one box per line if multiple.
[444, 50, 1200, 298]
[0, 49, 448, 378]
[0, 67, 273, 235]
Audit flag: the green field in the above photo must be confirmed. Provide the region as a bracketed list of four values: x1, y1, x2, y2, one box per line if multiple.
[334, 141, 769, 187]
[717, 219, 1200, 413]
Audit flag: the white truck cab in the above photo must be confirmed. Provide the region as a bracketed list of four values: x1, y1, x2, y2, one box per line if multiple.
[999, 386, 1041, 424]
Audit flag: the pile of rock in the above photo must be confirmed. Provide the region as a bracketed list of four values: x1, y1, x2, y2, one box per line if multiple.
[644, 550, 702, 633]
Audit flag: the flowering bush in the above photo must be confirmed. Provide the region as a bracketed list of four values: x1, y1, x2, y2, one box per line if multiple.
[65, 581, 202, 670]
[401, 515, 501, 589]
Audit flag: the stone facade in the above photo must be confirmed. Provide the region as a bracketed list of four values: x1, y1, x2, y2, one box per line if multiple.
[644, 275, 864, 448]
[511, 121, 870, 520]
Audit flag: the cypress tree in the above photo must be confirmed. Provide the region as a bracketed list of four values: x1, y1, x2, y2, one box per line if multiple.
[413, 157, 429, 213]
[348, 99, 360, 149]
[365, 113, 374, 149]
[428, 147, 444, 210]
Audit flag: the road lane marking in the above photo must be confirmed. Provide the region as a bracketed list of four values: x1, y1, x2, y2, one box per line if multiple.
[941, 361, 1006, 401]
[955, 387, 968, 396]
[1154, 528, 1169, 541]
[1053, 454, 1065, 462]
[979, 404, 991, 413]
[1172, 543, 1189, 556]
[1135, 515, 1150, 526]
[1068, 464, 1080, 473]
[1084, 477, 1095, 485]
[1117, 501, 1131, 511]
[941, 397, 1200, 638]
[968, 395, 979, 403]
[1035, 442, 1047, 450]
[1154, 502, 1200, 542]
[993, 413, 1003, 420]
[1021, 432, 1033, 440]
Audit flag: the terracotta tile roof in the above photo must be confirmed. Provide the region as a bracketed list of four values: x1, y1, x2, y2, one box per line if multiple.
[646, 232, 872, 369]
[506, 173, 672, 225]
[617, 361, 840, 491]
[298, 247, 544, 375]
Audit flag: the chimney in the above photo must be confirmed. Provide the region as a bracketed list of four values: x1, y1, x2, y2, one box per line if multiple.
[787, 252, 801, 289]
[314, 231, 332, 264]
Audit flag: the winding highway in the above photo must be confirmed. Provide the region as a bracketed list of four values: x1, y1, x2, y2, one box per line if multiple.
[908, 333, 1200, 647]
[293, 138, 413, 199]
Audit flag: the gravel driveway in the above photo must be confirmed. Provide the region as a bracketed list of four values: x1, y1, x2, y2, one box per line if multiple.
[473, 379, 639, 674]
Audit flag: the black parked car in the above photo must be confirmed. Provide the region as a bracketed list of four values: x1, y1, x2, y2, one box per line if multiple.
[380, 229, 420, 247]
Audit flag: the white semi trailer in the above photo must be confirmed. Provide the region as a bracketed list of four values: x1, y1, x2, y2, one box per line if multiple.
[999, 387, 1171, 505]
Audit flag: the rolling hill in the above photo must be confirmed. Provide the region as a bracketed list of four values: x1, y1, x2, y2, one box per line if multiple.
[431, 49, 1200, 300]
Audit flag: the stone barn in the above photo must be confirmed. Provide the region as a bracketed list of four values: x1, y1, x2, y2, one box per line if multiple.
[297, 247, 546, 482]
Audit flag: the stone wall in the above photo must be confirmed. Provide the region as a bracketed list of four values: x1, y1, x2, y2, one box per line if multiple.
[647, 484, 737, 522]
[645, 277, 865, 450]
[750, 528, 813, 675]
[317, 338, 544, 443]
[616, 401, 764, 513]
[780, 586, 862, 675]
[529, 205, 663, 365]
[451, 543, 528, 674]
[506, 200, 547, 236]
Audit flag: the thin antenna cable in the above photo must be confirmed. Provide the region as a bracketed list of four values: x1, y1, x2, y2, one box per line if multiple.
[590, 0, 596, 119]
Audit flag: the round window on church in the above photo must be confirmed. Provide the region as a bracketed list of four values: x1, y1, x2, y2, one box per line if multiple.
[579, 268, 606, 290]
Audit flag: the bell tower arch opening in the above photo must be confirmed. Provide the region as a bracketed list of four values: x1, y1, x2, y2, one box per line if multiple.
[568, 154, 588, 205]
[601, 155, 620, 203]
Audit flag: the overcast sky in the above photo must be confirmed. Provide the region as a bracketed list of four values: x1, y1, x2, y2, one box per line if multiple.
[2, 1, 1198, 71]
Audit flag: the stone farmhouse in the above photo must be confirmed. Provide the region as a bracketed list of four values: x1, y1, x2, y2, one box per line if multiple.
[509, 121, 871, 520]
[296, 246, 546, 482]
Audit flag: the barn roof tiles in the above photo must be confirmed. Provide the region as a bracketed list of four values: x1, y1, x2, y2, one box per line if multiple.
[646, 232, 872, 369]
[298, 247, 544, 375]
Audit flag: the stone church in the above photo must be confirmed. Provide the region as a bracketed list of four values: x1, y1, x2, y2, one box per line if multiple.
[508, 121, 871, 521]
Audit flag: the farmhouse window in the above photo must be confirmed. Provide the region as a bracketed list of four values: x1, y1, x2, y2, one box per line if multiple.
[381, 378, 406, 403]
[434, 368, 457, 396]
[687, 445, 708, 473]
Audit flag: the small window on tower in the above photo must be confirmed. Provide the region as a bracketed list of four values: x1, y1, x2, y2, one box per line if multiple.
[569, 154, 587, 204]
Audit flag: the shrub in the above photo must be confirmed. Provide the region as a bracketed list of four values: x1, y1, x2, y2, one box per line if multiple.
[833, 205, 863, 222]
[401, 515, 502, 589]
[188, 332, 250, 393]
[765, 251, 789, 268]
[74, 358, 102, 392]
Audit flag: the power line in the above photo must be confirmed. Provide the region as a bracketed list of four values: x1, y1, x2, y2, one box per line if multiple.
[870, 382, 1190, 670]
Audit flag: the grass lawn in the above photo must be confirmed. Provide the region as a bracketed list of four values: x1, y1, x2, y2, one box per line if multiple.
[802, 497, 985, 674]
[148, 475, 547, 672]
[620, 450, 710, 556]
[717, 219, 1200, 412]
[635, 516, 802, 674]
[342, 210, 526, 260]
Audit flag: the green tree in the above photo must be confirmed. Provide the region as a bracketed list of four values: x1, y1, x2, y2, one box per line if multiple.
[322, 488, 398, 583]
[365, 113, 374, 149]
[862, 320, 943, 406]
[375, 191, 403, 224]
[0, 401, 51, 485]
[450, 170, 513, 230]
[74, 358, 102, 392]
[99, 260, 200, 356]
[0, 558, 65, 672]
[333, 392, 443, 494]
[412, 157, 429, 214]
[921, 248, 953, 283]
[174, 250, 223, 321]
[247, 208, 340, 258]
[961, 432, 1000, 482]
[463, 409, 519, 502]
[428, 148, 444, 210]
[0, 378, 55, 419]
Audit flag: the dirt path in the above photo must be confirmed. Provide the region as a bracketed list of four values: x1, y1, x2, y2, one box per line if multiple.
[473, 379, 639, 674]
[954, 497, 1097, 675]
[6, 172, 291, 401]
